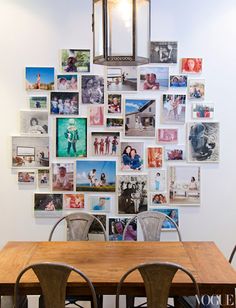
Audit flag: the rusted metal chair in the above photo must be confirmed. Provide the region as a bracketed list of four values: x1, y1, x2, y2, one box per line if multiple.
[14, 262, 98, 308]
[116, 262, 200, 308]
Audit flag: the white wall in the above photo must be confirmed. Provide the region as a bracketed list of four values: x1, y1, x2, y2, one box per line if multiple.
[0, 0, 236, 262]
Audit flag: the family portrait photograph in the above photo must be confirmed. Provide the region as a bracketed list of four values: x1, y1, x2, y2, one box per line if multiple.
[20, 111, 48, 135]
[91, 132, 120, 156]
[108, 94, 122, 114]
[89, 195, 111, 212]
[150, 193, 168, 206]
[12, 136, 49, 168]
[147, 147, 163, 168]
[192, 103, 214, 119]
[149, 169, 166, 192]
[38, 169, 50, 188]
[89, 106, 104, 126]
[150, 41, 178, 64]
[169, 75, 187, 88]
[57, 74, 78, 90]
[50, 92, 79, 115]
[157, 128, 178, 144]
[165, 145, 185, 161]
[29, 96, 47, 109]
[162, 94, 186, 124]
[18, 171, 35, 184]
[34, 193, 63, 218]
[52, 163, 74, 192]
[106, 118, 124, 129]
[82, 75, 104, 104]
[25, 67, 54, 91]
[61, 49, 90, 73]
[63, 194, 85, 209]
[118, 175, 148, 214]
[56, 118, 87, 158]
[181, 58, 203, 73]
[153, 208, 179, 230]
[187, 122, 219, 162]
[125, 99, 156, 137]
[76, 160, 116, 192]
[188, 79, 205, 100]
[120, 142, 144, 171]
[109, 217, 137, 241]
[168, 166, 201, 205]
[139, 67, 169, 91]
[107, 67, 137, 92]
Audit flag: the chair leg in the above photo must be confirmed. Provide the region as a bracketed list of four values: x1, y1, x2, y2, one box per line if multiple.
[39, 295, 45, 308]
[126, 295, 135, 308]
[97, 294, 103, 308]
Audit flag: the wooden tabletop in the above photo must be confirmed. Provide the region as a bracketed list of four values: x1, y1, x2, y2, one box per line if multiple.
[0, 241, 235, 296]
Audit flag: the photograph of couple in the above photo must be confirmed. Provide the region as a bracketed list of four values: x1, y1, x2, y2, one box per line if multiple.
[120, 142, 144, 171]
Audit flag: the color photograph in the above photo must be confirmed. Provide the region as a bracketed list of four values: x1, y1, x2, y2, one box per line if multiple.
[50, 92, 79, 115]
[82, 75, 104, 104]
[52, 163, 74, 192]
[125, 99, 156, 137]
[76, 160, 116, 192]
[61, 49, 90, 72]
[29, 96, 47, 109]
[169, 75, 187, 88]
[149, 169, 166, 192]
[165, 145, 185, 161]
[107, 94, 122, 114]
[161, 94, 186, 124]
[91, 132, 120, 156]
[26, 67, 54, 91]
[106, 118, 124, 129]
[192, 103, 214, 119]
[117, 175, 148, 214]
[153, 208, 179, 230]
[168, 166, 200, 205]
[157, 128, 178, 144]
[188, 79, 205, 100]
[89, 106, 104, 126]
[20, 111, 48, 135]
[34, 193, 63, 218]
[107, 67, 137, 92]
[56, 118, 87, 158]
[187, 122, 219, 162]
[150, 193, 168, 206]
[120, 142, 144, 171]
[139, 67, 169, 91]
[63, 194, 85, 209]
[57, 74, 78, 90]
[181, 58, 203, 73]
[150, 41, 178, 64]
[18, 171, 35, 184]
[38, 169, 50, 188]
[109, 218, 137, 241]
[89, 195, 111, 212]
[147, 147, 163, 168]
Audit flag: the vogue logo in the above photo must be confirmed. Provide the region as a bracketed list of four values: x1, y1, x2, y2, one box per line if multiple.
[195, 294, 235, 306]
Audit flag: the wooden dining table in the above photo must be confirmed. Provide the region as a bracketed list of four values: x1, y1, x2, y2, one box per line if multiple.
[0, 241, 235, 307]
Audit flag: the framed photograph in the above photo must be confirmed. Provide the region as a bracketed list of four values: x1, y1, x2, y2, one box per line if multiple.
[187, 122, 219, 162]
[139, 67, 169, 91]
[81, 75, 104, 104]
[106, 118, 124, 129]
[107, 67, 137, 92]
[25, 67, 54, 91]
[89, 195, 111, 212]
[63, 194, 85, 209]
[153, 208, 179, 230]
[57, 74, 78, 90]
[107, 94, 122, 114]
[34, 193, 63, 218]
[149, 169, 166, 192]
[157, 128, 178, 144]
[29, 96, 47, 109]
[168, 166, 200, 205]
[192, 102, 214, 119]
[89, 214, 107, 235]
[20, 111, 48, 135]
[150, 193, 168, 206]
[150, 41, 178, 64]
[125, 99, 156, 137]
[165, 145, 186, 161]
[147, 147, 163, 168]
[52, 163, 74, 192]
[117, 175, 148, 214]
[181, 58, 203, 73]
[161, 94, 186, 124]
[18, 171, 35, 184]
[169, 75, 187, 88]
[12, 136, 49, 168]
[120, 142, 144, 171]
[61, 49, 90, 73]
[109, 217, 137, 241]
[50, 92, 79, 115]
[38, 169, 50, 188]
[56, 118, 87, 158]
[91, 132, 120, 156]
[76, 160, 116, 192]
[188, 79, 205, 100]
[89, 106, 104, 126]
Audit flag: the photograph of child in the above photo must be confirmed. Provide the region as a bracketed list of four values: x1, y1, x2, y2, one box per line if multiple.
[76, 160, 116, 192]
[187, 122, 219, 162]
[56, 118, 87, 158]
[118, 175, 148, 214]
[109, 218, 137, 241]
[108, 94, 122, 114]
[82, 75, 104, 104]
[153, 208, 179, 229]
[57, 75, 78, 90]
[188, 79, 205, 100]
[52, 163, 74, 192]
[157, 129, 178, 144]
[18, 172, 35, 184]
[89, 106, 104, 126]
[50, 92, 79, 115]
[139, 67, 169, 91]
[91, 132, 120, 156]
[165, 145, 185, 161]
[29, 96, 47, 109]
[26, 67, 54, 91]
[106, 118, 124, 129]
[181, 58, 203, 73]
[34, 193, 63, 218]
[149, 169, 166, 192]
[20, 111, 48, 135]
[38, 169, 50, 188]
[125, 99, 156, 137]
[61, 49, 90, 73]
[63, 194, 85, 209]
[147, 147, 163, 168]
[107, 67, 137, 92]
[162, 94, 186, 124]
[169, 75, 187, 88]
[120, 142, 144, 171]
[150, 193, 168, 206]
[192, 103, 214, 119]
[150, 41, 178, 64]
[89, 196, 111, 212]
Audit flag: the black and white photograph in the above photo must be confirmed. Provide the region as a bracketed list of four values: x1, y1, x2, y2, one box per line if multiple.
[150, 41, 178, 63]
[82, 75, 104, 104]
[20, 111, 48, 135]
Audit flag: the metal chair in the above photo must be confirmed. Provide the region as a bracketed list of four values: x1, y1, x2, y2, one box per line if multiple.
[229, 245, 236, 264]
[14, 262, 98, 308]
[116, 262, 200, 308]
